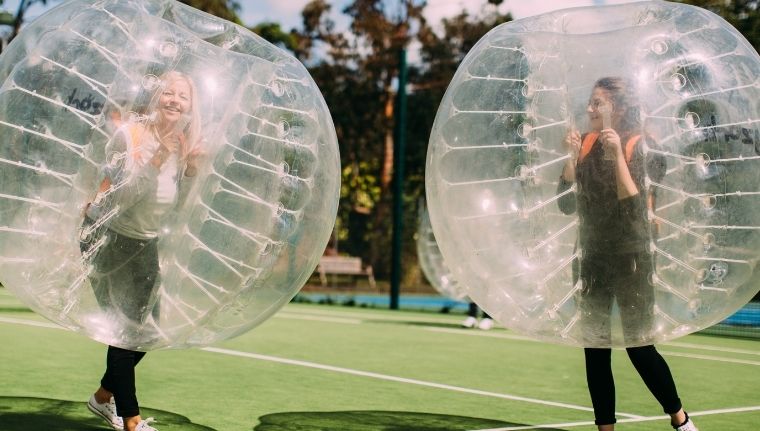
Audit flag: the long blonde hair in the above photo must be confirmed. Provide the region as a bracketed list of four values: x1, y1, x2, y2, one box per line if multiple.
[150, 70, 202, 153]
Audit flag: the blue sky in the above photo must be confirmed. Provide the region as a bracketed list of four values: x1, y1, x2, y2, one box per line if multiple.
[3, 0, 639, 31]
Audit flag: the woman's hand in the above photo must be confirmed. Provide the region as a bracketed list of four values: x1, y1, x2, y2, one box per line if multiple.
[561, 128, 581, 182]
[600, 128, 622, 160]
[184, 145, 205, 177]
[564, 128, 581, 160]
[150, 132, 181, 168]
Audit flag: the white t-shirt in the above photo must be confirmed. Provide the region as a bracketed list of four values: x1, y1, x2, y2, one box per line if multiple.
[87, 124, 187, 240]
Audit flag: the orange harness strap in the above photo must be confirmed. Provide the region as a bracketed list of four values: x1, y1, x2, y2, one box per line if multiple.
[96, 125, 147, 194]
[578, 132, 640, 164]
[624, 135, 640, 164]
[576, 133, 657, 231]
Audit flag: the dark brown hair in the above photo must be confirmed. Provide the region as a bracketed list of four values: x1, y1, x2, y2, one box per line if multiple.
[593, 76, 641, 133]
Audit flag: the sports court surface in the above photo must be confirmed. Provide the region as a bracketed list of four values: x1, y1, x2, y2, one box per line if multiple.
[1, 287, 758, 430]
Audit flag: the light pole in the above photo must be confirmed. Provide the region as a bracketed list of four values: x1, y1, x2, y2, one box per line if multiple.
[390, 3, 409, 310]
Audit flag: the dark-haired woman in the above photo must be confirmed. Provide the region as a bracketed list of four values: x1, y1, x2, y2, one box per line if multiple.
[558, 77, 698, 431]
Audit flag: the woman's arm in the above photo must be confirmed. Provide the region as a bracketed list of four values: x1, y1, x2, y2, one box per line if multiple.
[557, 129, 580, 214]
[601, 129, 639, 199]
[561, 128, 580, 182]
[101, 127, 164, 213]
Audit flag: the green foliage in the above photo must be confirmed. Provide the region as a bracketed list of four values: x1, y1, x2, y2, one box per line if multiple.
[5, 0, 53, 42]
[250, 22, 299, 52]
[177, 0, 241, 24]
[278, 1, 514, 280]
[673, 1, 760, 51]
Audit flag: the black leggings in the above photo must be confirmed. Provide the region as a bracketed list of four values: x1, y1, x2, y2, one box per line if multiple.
[578, 252, 681, 425]
[585, 346, 682, 425]
[578, 252, 654, 345]
[467, 302, 491, 319]
[81, 220, 160, 418]
[101, 346, 147, 417]
[81, 221, 160, 324]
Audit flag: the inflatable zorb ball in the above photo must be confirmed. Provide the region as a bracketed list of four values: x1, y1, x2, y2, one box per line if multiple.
[417, 206, 468, 301]
[426, 1, 760, 347]
[0, 0, 340, 350]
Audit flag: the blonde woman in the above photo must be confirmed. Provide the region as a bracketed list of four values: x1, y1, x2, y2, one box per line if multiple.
[83, 71, 203, 431]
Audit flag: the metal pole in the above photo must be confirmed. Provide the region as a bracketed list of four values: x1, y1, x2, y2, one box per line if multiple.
[390, 47, 408, 310]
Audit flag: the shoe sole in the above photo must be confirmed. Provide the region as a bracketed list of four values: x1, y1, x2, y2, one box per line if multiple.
[87, 401, 122, 430]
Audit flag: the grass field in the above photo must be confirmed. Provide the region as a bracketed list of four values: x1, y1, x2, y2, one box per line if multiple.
[1, 286, 759, 431]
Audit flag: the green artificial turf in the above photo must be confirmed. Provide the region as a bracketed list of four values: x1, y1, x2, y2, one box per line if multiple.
[1, 288, 759, 430]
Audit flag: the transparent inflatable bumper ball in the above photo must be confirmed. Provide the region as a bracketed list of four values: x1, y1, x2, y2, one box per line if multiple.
[0, 0, 340, 350]
[426, 1, 760, 347]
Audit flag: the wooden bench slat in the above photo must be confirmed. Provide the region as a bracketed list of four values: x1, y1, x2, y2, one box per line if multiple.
[314, 255, 376, 289]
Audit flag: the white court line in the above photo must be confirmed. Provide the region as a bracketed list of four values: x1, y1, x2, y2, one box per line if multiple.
[285, 304, 461, 325]
[286, 309, 760, 357]
[6, 312, 758, 370]
[200, 346, 632, 418]
[425, 326, 536, 342]
[659, 350, 760, 367]
[4, 304, 759, 366]
[663, 341, 760, 356]
[473, 405, 760, 430]
[275, 312, 362, 324]
[423, 327, 760, 361]
[0, 315, 626, 416]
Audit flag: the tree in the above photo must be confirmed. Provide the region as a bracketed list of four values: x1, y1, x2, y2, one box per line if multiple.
[400, 6, 512, 282]
[177, 0, 241, 25]
[7, 0, 52, 43]
[673, 1, 760, 51]
[292, 0, 512, 283]
[293, 0, 427, 278]
[250, 22, 299, 52]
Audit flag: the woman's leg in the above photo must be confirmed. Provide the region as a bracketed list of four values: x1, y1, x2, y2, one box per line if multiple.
[617, 252, 656, 345]
[88, 231, 159, 325]
[616, 253, 691, 428]
[468, 302, 478, 318]
[100, 345, 147, 418]
[585, 348, 617, 427]
[119, 237, 159, 324]
[626, 346, 682, 416]
[579, 255, 616, 426]
[462, 302, 479, 328]
[578, 254, 614, 345]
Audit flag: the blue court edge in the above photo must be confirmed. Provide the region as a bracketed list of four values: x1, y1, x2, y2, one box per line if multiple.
[293, 293, 760, 327]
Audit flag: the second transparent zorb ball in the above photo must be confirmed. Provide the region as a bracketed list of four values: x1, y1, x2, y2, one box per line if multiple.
[426, 1, 760, 347]
[0, 0, 340, 350]
[417, 206, 468, 301]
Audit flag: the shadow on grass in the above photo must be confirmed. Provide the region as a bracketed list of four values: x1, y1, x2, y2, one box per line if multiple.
[0, 396, 216, 431]
[0, 307, 33, 313]
[254, 410, 568, 431]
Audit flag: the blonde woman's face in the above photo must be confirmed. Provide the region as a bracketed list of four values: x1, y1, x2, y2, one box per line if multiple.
[158, 79, 192, 126]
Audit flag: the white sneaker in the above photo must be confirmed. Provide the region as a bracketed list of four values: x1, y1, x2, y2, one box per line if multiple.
[135, 417, 158, 431]
[478, 318, 494, 330]
[87, 395, 123, 430]
[461, 316, 478, 328]
[674, 414, 698, 431]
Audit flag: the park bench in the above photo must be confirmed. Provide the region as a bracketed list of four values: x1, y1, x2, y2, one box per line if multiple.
[316, 255, 376, 289]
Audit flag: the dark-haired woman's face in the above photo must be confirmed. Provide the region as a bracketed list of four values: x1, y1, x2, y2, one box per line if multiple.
[586, 87, 613, 132]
